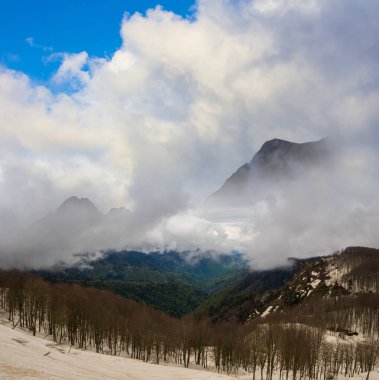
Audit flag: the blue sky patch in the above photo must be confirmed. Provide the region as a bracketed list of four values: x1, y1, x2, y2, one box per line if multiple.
[0, 0, 196, 84]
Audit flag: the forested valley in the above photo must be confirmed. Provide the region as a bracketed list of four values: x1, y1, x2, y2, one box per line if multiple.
[31, 250, 248, 317]
[0, 247, 378, 379]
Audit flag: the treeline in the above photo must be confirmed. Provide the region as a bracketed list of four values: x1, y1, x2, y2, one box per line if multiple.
[0, 270, 378, 379]
[266, 294, 379, 339]
[221, 324, 378, 379]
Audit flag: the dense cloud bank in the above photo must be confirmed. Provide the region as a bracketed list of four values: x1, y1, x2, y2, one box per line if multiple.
[1, 0, 379, 268]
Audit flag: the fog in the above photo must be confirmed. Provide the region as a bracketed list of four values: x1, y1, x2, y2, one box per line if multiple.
[1, 0, 379, 268]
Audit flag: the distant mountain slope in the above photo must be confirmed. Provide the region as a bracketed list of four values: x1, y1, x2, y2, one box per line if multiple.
[12, 196, 135, 268]
[196, 247, 379, 323]
[16, 196, 105, 262]
[34, 196, 133, 235]
[1, 254, 378, 379]
[210, 138, 329, 205]
[33, 250, 248, 317]
[35, 196, 103, 232]
[195, 259, 305, 322]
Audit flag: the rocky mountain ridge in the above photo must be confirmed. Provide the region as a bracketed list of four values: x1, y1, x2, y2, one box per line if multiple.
[210, 137, 329, 205]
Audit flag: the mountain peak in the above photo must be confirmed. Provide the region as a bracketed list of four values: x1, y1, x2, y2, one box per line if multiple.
[57, 196, 101, 217]
[251, 138, 326, 165]
[210, 137, 329, 205]
[260, 138, 292, 150]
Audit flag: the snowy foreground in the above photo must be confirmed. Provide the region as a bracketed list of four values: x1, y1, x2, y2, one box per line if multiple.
[0, 321, 378, 380]
[0, 322, 233, 380]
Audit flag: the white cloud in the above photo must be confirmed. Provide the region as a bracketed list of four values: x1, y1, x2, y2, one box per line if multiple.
[51, 52, 90, 88]
[252, 0, 320, 15]
[1, 0, 379, 268]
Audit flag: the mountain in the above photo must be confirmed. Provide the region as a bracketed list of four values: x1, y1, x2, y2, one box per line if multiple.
[36, 196, 102, 229]
[58, 195, 100, 214]
[30, 196, 102, 241]
[10, 196, 105, 266]
[33, 250, 248, 317]
[37, 196, 135, 234]
[196, 246, 379, 323]
[1, 255, 378, 378]
[54, 196, 102, 225]
[195, 259, 304, 322]
[18, 197, 135, 265]
[210, 138, 329, 205]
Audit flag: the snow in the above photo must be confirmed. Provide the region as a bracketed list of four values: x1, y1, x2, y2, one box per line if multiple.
[324, 264, 345, 286]
[309, 279, 321, 289]
[246, 309, 260, 321]
[261, 306, 273, 317]
[324, 331, 366, 345]
[0, 321, 378, 380]
[0, 322, 234, 380]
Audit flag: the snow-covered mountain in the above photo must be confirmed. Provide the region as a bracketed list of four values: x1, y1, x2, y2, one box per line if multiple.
[198, 246, 379, 324]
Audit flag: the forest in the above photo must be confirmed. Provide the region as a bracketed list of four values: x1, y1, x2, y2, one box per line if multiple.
[0, 248, 378, 379]
[32, 250, 248, 317]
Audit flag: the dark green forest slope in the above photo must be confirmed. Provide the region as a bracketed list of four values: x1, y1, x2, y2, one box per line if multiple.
[33, 250, 248, 317]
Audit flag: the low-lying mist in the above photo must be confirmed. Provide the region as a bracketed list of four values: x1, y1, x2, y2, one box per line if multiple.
[1, 136, 378, 269]
[1, 0, 379, 269]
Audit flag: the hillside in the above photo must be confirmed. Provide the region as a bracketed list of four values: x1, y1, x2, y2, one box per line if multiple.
[1, 320, 378, 380]
[33, 250, 248, 317]
[195, 262, 302, 322]
[32, 246, 379, 322]
[0, 320, 235, 380]
[198, 247, 379, 324]
[0, 246, 378, 379]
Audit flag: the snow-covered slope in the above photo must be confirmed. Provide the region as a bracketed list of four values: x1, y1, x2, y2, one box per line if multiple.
[1, 320, 377, 380]
[0, 322, 232, 380]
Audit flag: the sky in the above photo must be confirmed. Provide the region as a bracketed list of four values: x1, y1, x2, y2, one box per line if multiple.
[0, 0, 195, 84]
[1, 0, 379, 269]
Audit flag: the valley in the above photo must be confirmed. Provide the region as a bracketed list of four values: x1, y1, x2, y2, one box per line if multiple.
[2, 1, 379, 378]
[1, 247, 378, 379]
[32, 250, 248, 317]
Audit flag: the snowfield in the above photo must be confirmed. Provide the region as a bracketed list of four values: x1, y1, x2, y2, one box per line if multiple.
[0, 321, 378, 380]
[0, 322, 233, 380]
